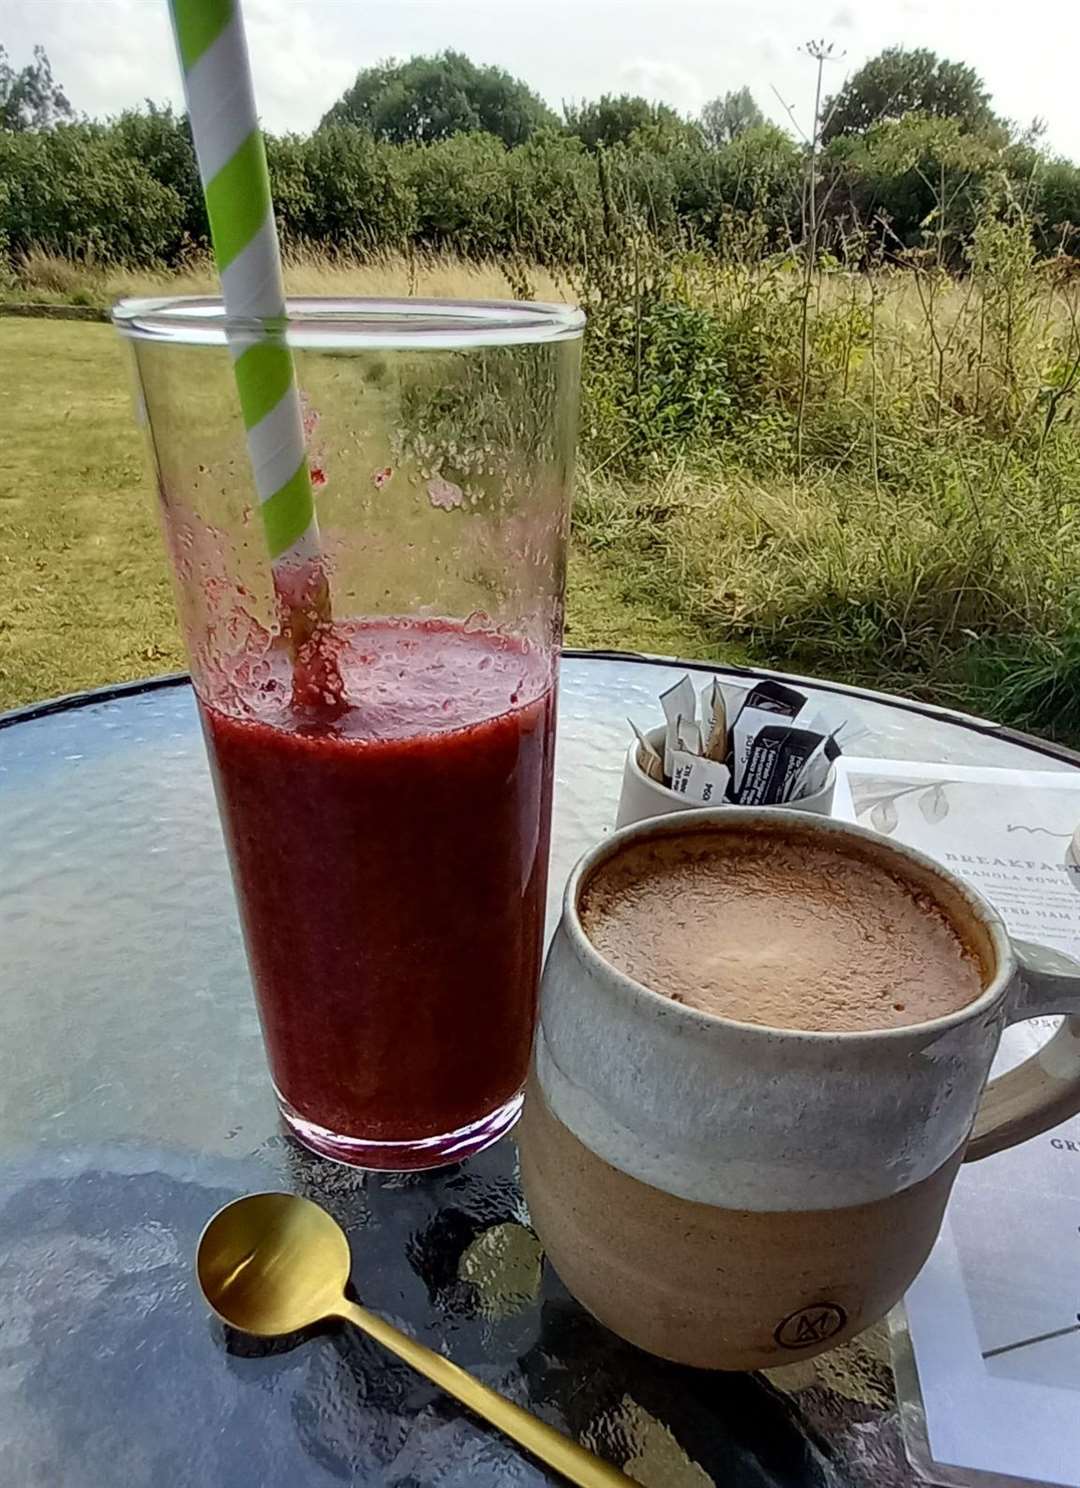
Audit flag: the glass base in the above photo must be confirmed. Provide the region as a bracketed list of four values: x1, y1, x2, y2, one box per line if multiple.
[275, 1089, 524, 1171]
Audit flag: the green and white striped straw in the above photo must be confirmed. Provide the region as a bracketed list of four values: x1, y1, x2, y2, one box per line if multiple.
[168, 0, 324, 590]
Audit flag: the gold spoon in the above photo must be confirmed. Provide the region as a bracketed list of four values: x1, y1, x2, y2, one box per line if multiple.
[196, 1192, 632, 1487]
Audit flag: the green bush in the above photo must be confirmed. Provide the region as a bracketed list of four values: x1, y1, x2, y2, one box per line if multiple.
[110, 104, 205, 256]
[603, 142, 681, 241]
[3, 97, 1080, 272]
[504, 131, 600, 264]
[264, 132, 314, 245]
[1028, 156, 1080, 254]
[404, 132, 510, 256]
[283, 126, 417, 250]
[831, 115, 998, 261]
[0, 123, 182, 263]
[675, 125, 802, 244]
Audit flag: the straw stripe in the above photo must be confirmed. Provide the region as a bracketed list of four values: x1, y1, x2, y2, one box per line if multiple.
[168, 0, 321, 575]
[262, 463, 316, 558]
[248, 396, 309, 510]
[235, 342, 293, 429]
[204, 132, 274, 272]
[219, 216, 283, 321]
[181, 14, 254, 182]
[172, 0, 232, 70]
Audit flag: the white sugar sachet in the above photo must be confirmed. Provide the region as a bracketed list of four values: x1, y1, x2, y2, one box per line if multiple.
[629, 718, 664, 782]
[669, 751, 731, 805]
[660, 675, 697, 775]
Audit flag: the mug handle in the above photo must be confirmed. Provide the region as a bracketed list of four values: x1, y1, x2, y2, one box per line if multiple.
[966, 939, 1080, 1162]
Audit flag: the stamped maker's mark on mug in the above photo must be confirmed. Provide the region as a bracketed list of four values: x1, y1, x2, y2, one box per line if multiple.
[774, 1303, 848, 1349]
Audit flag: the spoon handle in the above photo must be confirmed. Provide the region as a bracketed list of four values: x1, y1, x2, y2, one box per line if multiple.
[336, 1299, 633, 1486]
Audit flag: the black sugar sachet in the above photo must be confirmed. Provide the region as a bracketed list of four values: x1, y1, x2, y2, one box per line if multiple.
[735, 725, 825, 806]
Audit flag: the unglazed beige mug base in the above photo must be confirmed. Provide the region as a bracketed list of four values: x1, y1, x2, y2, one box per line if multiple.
[521, 1075, 962, 1371]
[521, 808, 1080, 1371]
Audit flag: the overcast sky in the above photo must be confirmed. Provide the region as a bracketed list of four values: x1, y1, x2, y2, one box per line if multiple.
[3, 0, 1079, 158]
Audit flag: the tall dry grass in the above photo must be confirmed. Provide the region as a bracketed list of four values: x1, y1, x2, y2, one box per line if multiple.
[6, 245, 566, 307]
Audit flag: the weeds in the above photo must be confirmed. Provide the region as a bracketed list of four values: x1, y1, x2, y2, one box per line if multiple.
[9, 206, 1080, 739]
[572, 189, 1080, 738]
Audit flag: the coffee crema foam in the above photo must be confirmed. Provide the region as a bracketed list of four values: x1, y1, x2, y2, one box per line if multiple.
[579, 830, 985, 1033]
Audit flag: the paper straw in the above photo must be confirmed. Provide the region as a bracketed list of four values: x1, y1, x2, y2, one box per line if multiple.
[167, 0, 330, 651]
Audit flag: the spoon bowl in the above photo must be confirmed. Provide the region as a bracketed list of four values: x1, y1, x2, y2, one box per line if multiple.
[197, 1191, 351, 1337]
[196, 1191, 631, 1486]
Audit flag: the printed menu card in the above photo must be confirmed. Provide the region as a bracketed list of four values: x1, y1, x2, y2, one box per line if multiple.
[834, 760, 1080, 1488]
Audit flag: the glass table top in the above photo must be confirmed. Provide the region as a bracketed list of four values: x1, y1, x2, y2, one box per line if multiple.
[1, 654, 1074, 1487]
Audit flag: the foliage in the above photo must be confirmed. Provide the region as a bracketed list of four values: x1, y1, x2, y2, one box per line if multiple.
[6, 45, 1080, 739]
[503, 130, 599, 265]
[275, 126, 417, 249]
[321, 51, 557, 147]
[1, 314, 716, 711]
[3, 48, 1080, 272]
[564, 94, 693, 152]
[575, 427, 1080, 743]
[700, 88, 765, 148]
[8, 221, 1080, 739]
[0, 43, 72, 132]
[569, 186, 1080, 738]
[831, 115, 999, 260]
[674, 124, 802, 242]
[823, 46, 1001, 143]
[0, 123, 183, 262]
[1025, 155, 1080, 256]
[405, 132, 510, 255]
[110, 104, 206, 258]
[0, 102, 1075, 282]
[582, 256, 739, 463]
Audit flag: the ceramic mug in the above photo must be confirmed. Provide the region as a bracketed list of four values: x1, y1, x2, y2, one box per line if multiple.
[519, 807, 1080, 1371]
[615, 724, 835, 828]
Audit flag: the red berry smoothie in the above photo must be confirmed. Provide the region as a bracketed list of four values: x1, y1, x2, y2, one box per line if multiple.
[200, 618, 556, 1168]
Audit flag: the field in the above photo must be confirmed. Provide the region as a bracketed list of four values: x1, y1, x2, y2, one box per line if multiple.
[4, 240, 1080, 741]
[1, 245, 564, 309]
[0, 308, 712, 712]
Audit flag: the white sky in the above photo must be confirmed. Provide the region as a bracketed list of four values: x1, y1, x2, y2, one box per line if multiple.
[3, 0, 1078, 159]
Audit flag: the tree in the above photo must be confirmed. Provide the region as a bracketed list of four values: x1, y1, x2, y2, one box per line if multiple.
[404, 133, 510, 257]
[285, 127, 417, 248]
[0, 123, 183, 261]
[504, 132, 599, 263]
[822, 47, 999, 143]
[700, 87, 764, 148]
[0, 43, 73, 131]
[112, 104, 205, 251]
[676, 122, 801, 238]
[833, 114, 998, 257]
[321, 51, 556, 147]
[564, 94, 689, 151]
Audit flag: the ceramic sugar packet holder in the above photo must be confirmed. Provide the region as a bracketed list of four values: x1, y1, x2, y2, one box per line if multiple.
[617, 677, 848, 829]
[617, 722, 837, 828]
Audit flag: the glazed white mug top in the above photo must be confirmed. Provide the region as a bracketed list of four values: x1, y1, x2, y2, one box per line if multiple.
[535, 807, 1080, 1213]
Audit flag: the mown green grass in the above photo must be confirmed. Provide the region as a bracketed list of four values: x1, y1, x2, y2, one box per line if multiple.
[0, 317, 719, 711]
[0, 319, 184, 707]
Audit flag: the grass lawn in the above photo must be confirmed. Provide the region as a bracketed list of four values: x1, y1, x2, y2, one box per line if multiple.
[0, 318, 718, 711]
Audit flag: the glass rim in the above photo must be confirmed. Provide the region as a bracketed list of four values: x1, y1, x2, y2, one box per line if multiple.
[111, 295, 586, 349]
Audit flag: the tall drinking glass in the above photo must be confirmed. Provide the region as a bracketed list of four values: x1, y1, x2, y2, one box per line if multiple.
[115, 298, 584, 1169]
